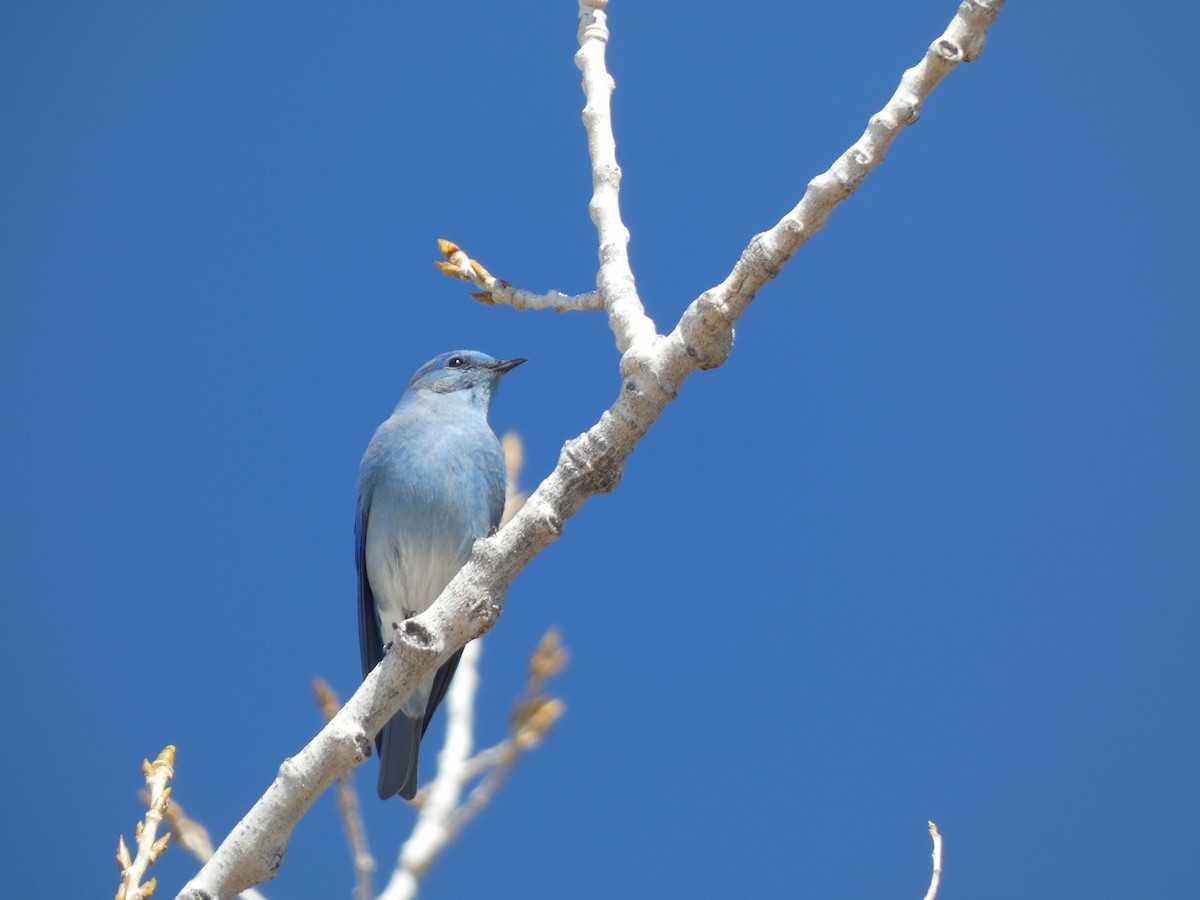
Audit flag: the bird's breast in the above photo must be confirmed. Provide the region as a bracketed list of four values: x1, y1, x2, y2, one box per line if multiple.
[360, 416, 504, 623]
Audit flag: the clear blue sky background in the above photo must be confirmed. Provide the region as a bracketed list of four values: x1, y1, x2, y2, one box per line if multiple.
[3, 2, 1197, 897]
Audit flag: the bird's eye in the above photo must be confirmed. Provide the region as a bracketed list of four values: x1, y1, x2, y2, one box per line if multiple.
[447, 356, 464, 369]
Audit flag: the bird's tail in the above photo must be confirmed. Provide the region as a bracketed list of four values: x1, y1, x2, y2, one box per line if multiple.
[377, 713, 422, 800]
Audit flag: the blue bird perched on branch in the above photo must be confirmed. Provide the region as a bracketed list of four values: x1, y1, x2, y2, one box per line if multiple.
[356, 350, 526, 800]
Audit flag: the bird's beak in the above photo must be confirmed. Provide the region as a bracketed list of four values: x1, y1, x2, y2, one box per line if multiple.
[491, 357, 527, 374]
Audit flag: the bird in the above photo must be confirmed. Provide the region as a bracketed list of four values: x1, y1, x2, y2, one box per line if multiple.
[356, 350, 525, 800]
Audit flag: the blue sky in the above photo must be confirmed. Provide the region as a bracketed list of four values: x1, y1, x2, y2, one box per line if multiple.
[3, 1, 1198, 897]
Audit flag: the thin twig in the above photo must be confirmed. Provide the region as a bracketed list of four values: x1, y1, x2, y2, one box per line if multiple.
[447, 628, 567, 838]
[157, 795, 212, 863]
[313, 677, 377, 900]
[501, 432, 529, 527]
[923, 821, 944, 900]
[458, 740, 514, 781]
[115, 746, 175, 900]
[434, 239, 601, 312]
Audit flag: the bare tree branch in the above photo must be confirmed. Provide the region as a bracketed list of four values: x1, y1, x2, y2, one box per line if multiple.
[158, 797, 268, 900]
[177, 3, 1004, 896]
[674, 0, 1004, 369]
[923, 821, 944, 900]
[116, 746, 175, 900]
[434, 239, 601, 312]
[377, 632, 567, 900]
[378, 639, 483, 900]
[444, 628, 566, 842]
[575, 0, 656, 351]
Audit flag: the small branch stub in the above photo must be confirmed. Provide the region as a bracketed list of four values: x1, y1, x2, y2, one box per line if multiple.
[434, 239, 601, 312]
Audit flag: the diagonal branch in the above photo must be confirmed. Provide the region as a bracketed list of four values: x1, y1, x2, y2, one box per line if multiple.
[675, 0, 1005, 369]
[159, 796, 269, 900]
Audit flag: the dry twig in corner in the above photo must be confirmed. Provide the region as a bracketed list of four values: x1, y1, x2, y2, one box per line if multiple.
[114, 745, 175, 900]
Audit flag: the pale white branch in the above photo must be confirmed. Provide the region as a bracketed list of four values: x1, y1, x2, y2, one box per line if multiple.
[161, 796, 269, 900]
[923, 821, 944, 900]
[459, 739, 511, 780]
[379, 639, 485, 900]
[443, 740, 520, 839]
[490, 286, 602, 313]
[674, 0, 1005, 368]
[576, 0, 656, 351]
[178, 619, 460, 899]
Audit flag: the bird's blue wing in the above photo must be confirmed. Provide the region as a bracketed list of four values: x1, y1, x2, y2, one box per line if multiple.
[358, 490, 450, 799]
[356, 499, 384, 679]
[359, 495, 421, 798]
[421, 647, 464, 737]
[357, 434, 508, 799]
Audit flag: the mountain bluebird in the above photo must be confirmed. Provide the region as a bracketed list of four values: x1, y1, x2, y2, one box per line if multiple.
[356, 350, 525, 800]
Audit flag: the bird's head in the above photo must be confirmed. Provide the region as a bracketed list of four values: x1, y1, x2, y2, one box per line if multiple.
[407, 350, 526, 410]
